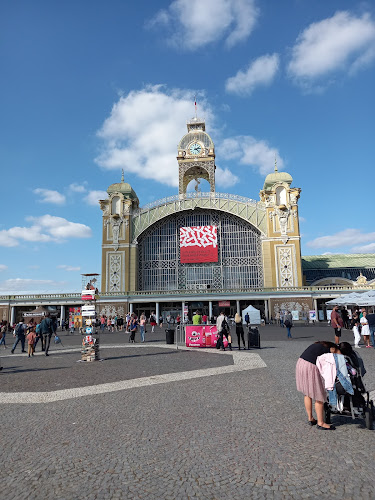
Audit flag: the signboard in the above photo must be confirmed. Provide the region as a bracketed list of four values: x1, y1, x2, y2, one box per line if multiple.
[82, 305, 95, 312]
[309, 310, 316, 321]
[85, 319, 92, 326]
[218, 301, 230, 307]
[292, 310, 299, 321]
[85, 327, 93, 335]
[180, 225, 218, 264]
[82, 290, 95, 301]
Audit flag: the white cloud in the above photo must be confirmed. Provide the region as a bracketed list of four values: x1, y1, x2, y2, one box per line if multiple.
[85, 190, 108, 206]
[34, 188, 66, 205]
[0, 215, 92, 247]
[215, 166, 239, 187]
[225, 53, 280, 95]
[0, 265, 8, 271]
[288, 11, 375, 87]
[57, 265, 81, 271]
[69, 182, 87, 193]
[96, 86, 216, 187]
[307, 229, 375, 249]
[299, 216, 306, 223]
[218, 136, 284, 175]
[148, 0, 259, 50]
[351, 242, 375, 253]
[0, 278, 69, 295]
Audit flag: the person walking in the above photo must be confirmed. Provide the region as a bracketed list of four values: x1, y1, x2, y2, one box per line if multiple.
[34, 320, 44, 351]
[234, 313, 246, 350]
[26, 327, 36, 357]
[367, 311, 375, 348]
[11, 320, 26, 354]
[284, 311, 293, 339]
[139, 313, 146, 342]
[129, 314, 138, 343]
[0, 321, 7, 349]
[149, 312, 156, 333]
[100, 315, 106, 333]
[330, 305, 344, 345]
[40, 313, 53, 356]
[159, 315, 163, 328]
[216, 311, 229, 351]
[245, 312, 250, 328]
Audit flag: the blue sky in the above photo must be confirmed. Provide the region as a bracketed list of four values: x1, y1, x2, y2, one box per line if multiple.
[1, 0, 374, 293]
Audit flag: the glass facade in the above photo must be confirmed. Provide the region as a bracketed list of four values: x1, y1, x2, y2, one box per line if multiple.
[138, 210, 263, 291]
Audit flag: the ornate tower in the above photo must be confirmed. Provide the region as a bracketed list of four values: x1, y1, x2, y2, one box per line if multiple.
[99, 172, 139, 294]
[177, 116, 216, 194]
[259, 162, 303, 288]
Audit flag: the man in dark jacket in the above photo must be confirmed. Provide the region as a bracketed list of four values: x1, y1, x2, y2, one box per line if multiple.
[40, 313, 53, 356]
[367, 312, 375, 348]
[11, 320, 26, 354]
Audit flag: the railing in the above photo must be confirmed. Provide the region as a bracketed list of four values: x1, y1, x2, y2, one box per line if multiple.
[134, 192, 260, 214]
[1, 284, 374, 302]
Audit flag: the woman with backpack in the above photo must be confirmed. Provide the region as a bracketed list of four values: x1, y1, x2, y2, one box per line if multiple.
[284, 311, 293, 339]
[129, 314, 138, 343]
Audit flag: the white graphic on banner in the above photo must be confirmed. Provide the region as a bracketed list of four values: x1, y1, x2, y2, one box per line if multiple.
[180, 226, 217, 249]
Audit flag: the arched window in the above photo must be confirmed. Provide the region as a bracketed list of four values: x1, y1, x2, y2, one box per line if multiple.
[111, 196, 121, 215]
[275, 186, 287, 206]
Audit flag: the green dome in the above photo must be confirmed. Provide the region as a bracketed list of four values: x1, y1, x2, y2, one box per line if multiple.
[107, 172, 138, 199]
[263, 170, 293, 190]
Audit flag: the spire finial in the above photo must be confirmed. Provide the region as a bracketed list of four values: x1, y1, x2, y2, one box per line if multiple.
[274, 155, 278, 172]
[194, 94, 197, 119]
[121, 169, 124, 182]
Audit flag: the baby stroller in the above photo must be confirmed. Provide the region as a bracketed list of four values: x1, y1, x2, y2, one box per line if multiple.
[324, 350, 374, 430]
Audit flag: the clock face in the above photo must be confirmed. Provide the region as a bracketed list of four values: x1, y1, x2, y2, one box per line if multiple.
[189, 142, 202, 155]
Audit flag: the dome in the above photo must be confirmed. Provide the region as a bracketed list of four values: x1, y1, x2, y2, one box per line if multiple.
[106, 171, 138, 199]
[263, 169, 293, 191]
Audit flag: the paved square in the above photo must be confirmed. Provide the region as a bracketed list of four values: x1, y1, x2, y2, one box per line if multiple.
[1, 324, 374, 499]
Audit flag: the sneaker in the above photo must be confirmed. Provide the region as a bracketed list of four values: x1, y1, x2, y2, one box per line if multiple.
[11, 349, 14, 354]
[354, 345, 361, 348]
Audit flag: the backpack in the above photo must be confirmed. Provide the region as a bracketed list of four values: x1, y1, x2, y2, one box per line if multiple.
[284, 319, 292, 328]
[36, 324, 41, 334]
[15, 323, 24, 335]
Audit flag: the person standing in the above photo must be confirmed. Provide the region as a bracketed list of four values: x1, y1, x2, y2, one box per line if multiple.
[351, 313, 361, 348]
[216, 311, 228, 351]
[366, 311, 375, 348]
[245, 312, 250, 328]
[284, 311, 293, 339]
[341, 307, 349, 329]
[11, 320, 26, 354]
[330, 305, 344, 345]
[192, 311, 202, 325]
[234, 313, 246, 350]
[159, 315, 163, 328]
[34, 320, 44, 351]
[40, 313, 53, 356]
[360, 311, 371, 348]
[202, 314, 207, 325]
[139, 313, 146, 342]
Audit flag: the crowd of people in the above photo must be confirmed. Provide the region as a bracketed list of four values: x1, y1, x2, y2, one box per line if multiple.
[330, 305, 375, 348]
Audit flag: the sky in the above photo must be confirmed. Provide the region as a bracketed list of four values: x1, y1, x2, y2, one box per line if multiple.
[1, 0, 374, 294]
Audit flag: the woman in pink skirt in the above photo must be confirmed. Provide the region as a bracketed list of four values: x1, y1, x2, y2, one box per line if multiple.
[296, 341, 341, 430]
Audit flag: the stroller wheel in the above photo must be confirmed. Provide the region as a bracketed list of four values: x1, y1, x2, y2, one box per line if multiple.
[324, 402, 331, 424]
[364, 408, 373, 430]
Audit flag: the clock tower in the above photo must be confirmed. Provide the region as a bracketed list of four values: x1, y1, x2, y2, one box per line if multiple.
[177, 116, 216, 194]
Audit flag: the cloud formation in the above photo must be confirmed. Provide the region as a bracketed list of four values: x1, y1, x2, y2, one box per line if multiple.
[225, 53, 280, 95]
[307, 229, 375, 249]
[148, 0, 259, 50]
[0, 215, 92, 247]
[57, 265, 81, 271]
[0, 278, 69, 294]
[288, 11, 375, 88]
[96, 86, 216, 187]
[69, 183, 87, 193]
[85, 190, 108, 206]
[0, 265, 8, 272]
[218, 136, 284, 175]
[33, 188, 66, 205]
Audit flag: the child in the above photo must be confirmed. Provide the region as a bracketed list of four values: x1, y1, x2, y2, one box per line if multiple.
[26, 327, 36, 357]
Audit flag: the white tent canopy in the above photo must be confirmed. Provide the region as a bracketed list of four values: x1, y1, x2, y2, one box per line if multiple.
[326, 291, 375, 307]
[241, 305, 261, 325]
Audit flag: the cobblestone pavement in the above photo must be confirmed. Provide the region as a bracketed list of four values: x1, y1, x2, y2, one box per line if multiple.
[1, 324, 375, 499]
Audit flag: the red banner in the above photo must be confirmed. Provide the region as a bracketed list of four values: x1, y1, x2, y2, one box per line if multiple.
[180, 225, 218, 264]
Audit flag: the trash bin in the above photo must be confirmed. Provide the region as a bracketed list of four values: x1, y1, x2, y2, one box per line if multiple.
[247, 327, 260, 349]
[166, 328, 175, 344]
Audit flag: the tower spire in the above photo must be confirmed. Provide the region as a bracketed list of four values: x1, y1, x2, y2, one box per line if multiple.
[121, 168, 124, 182]
[274, 155, 278, 172]
[194, 94, 197, 119]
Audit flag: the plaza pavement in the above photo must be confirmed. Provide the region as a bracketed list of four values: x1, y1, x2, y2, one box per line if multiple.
[1, 324, 375, 499]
